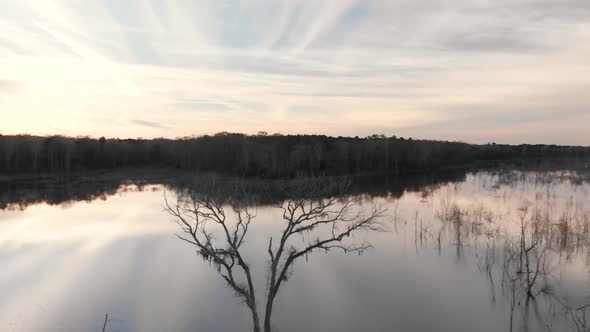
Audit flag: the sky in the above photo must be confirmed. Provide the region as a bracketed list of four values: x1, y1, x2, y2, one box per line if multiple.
[0, 0, 589, 145]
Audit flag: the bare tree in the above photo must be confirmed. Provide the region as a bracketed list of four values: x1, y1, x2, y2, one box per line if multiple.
[165, 188, 387, 332]
[264, 197, 386, 332]
[165, 192, 261, 332]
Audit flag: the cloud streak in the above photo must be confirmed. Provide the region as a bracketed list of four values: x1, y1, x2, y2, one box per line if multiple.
[130, 119, 168, 129]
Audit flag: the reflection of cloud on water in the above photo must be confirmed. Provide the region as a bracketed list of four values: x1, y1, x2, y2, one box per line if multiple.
[0, 188, 172, 251]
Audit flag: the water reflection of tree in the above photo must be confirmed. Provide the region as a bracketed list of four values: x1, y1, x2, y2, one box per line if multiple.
[165, 183, 386, 332]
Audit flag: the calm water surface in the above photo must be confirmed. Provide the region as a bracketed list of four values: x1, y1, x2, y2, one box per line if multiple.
[1, 170, 590, 331]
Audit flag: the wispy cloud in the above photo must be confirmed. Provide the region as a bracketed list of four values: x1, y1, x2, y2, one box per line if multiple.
[0, 80, 21, 93]
[287, 105, 318, 113]
[173, 100, 233, 112]
[130, 119, 168, 129]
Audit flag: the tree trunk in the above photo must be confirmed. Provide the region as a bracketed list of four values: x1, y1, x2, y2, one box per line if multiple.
[263, 293, 276, 332]
[241, 262, 260, 332]
[251, 306, 261, 332]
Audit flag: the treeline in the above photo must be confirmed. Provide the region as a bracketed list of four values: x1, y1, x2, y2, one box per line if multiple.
[0, 133, 589, 178]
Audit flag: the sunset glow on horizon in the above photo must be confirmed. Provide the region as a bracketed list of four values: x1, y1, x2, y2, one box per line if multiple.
[1, 0, 589, 145]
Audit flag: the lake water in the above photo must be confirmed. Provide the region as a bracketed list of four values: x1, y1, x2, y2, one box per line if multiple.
[1, 169, 590, 332]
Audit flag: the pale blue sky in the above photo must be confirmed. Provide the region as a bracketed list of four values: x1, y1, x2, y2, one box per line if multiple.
[0, 0, 589, 144]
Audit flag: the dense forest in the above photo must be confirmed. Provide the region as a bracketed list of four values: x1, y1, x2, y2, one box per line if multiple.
[0, 133, 589, 178]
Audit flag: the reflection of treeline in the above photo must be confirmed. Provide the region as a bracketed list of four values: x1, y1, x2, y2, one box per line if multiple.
[174, 170, 468, 205]
[0, 178, 121, 211]
[0, 169, 467, 210]
[1, 133, 589, 177]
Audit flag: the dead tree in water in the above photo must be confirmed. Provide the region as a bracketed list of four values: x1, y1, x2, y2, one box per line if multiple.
[165, 193, 261, 332]
[165, 187, 386, 332]
[264, 197, 386, 332]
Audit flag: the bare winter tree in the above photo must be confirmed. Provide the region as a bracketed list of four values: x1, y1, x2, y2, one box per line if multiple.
[263, 196, 386, 331]
[164, 192, 262, 331]
[165, 185, 387, 332]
